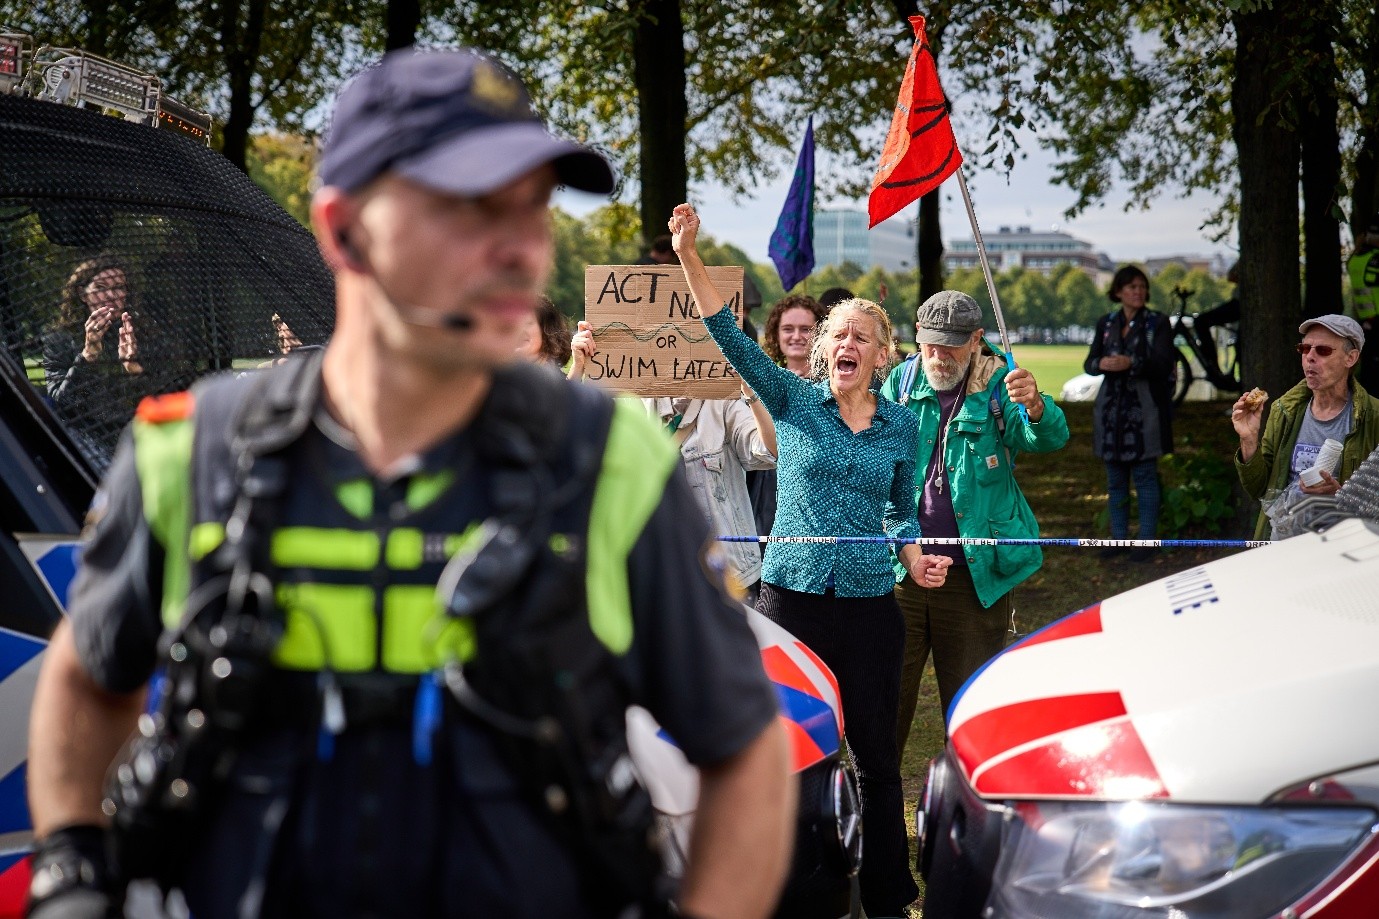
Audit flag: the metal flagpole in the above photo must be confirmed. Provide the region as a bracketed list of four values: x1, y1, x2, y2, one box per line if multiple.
[956, 166, 1027, 422]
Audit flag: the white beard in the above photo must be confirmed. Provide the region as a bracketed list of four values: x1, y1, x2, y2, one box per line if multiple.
[924, 353, 971, 391]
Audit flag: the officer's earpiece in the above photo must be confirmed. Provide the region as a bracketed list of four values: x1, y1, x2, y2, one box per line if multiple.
[336, 229, 365, 271]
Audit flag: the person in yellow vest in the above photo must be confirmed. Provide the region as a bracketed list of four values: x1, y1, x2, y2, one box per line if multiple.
[24, 49, 793, 919]
[1350, 211, 1379, 393]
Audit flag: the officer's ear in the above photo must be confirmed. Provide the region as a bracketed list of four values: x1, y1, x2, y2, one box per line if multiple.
[312, 188, 364, 273]
[335, 231, 365, 271]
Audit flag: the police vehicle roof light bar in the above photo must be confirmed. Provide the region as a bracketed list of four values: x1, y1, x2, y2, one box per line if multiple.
[29, 48, 160, 124]
[0, 30, 31, 95]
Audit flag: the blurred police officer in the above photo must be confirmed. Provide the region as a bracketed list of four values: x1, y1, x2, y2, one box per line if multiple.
[25, 48, 792, 919]
[1351, 212, 1379, 393]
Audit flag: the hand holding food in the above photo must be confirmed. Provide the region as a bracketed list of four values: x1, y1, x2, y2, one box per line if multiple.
[1231, 387, 1268, 449]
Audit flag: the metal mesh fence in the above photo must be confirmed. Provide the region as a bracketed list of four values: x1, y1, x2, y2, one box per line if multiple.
[0, 92, 333, 475]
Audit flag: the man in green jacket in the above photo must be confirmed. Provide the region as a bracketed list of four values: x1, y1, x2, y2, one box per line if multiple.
[882, 291, 1069, 744]
[1234, 314, 1379, 539]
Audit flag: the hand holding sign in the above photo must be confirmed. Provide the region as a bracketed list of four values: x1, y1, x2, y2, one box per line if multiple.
[567, 320, 596, 381]
[582, 265, 744, 398]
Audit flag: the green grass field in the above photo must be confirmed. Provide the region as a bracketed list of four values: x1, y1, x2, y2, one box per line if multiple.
[895, 343, 1090, 398]
[1003, 343, 1089, 397]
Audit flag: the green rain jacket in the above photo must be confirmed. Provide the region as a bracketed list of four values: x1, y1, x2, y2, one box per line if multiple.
[880, 344, 1070, 608]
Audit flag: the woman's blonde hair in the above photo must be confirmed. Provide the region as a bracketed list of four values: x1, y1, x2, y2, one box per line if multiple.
[808, 298, 895, 386]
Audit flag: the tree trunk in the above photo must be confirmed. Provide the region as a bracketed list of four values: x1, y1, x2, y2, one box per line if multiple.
[1232, 2, 1301, 404]
[76, 2, 116, 57]
[1300, 10, 1342, 319]
[218, 0, 268, 172]
[632, 0, 688, 248]
[385, 0, 422, 51]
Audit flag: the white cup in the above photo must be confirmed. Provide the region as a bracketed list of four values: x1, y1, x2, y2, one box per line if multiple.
[1301, 438, 1344, 486]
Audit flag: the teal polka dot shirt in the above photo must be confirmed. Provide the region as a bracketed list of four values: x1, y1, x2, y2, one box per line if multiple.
[705, 309, 920, 597]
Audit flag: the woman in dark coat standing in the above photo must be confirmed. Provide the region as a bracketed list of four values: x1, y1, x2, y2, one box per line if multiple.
[1084, 265, 1176, 561]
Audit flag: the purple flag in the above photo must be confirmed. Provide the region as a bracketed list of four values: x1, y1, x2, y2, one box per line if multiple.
[769, 117, 815, 292]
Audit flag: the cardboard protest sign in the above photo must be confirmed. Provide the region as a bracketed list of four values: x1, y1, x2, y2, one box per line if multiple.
[582, 265, 745, 399]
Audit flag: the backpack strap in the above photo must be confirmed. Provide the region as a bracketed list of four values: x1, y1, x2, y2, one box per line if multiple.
[230, 348, 323, 459]
[898, 353, 921, 405]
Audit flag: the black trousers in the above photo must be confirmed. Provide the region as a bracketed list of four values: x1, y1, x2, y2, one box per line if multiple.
[757, 583, 918, 917]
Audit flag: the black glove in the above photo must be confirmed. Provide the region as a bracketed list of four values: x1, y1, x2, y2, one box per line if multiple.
[25, 825, 116, 919]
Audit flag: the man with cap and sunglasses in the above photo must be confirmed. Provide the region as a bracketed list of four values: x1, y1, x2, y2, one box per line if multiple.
[24, 48, 793, 919]
[1234, 313, 1379, 539]
[880, 291, 1068, 743]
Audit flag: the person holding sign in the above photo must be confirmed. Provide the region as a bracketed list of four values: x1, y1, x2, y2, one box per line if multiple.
[670, 202, 950, 919]
[564, 322, 778, 601]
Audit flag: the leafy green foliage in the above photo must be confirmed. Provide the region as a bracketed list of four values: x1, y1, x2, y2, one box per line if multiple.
[439, 1, 914, 202]
[246, 133, 314, 226]
[939, 1, 1238, 233]
[13, 0, 361, 168]
[1159, 450, 1238, 537]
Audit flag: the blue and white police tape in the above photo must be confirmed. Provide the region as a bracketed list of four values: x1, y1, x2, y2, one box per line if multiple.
[716, 535, 1270, 549]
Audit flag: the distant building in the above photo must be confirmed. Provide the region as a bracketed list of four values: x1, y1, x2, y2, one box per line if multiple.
[814, 208, 914, 273]
[946, 225, 1113, 279]
[1144, 254, 1229, 277]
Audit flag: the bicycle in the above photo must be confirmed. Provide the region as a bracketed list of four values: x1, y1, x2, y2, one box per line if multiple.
[1167, 285, 1240, 405]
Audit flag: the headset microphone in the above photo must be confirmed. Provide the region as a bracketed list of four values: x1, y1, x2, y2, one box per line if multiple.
[336, 229, 474, 331]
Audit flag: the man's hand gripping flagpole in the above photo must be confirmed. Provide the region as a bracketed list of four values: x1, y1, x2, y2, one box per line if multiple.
[955, 169, 1027, 422]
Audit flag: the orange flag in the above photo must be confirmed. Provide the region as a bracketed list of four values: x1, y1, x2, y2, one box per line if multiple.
[868, 15, 963, 228]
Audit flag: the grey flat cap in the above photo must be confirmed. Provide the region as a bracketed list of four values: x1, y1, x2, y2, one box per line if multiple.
[915, 290, 983, 347]
[1299, 314, 1365, 351]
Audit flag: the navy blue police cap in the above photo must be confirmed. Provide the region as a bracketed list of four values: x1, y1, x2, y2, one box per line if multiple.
[318, 48, 613, 196]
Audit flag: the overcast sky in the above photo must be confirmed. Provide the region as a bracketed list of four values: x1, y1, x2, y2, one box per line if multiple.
[558, 131, 1238, 271]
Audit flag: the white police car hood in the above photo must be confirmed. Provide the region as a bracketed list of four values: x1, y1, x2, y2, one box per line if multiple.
[947, 518, 1379, 804]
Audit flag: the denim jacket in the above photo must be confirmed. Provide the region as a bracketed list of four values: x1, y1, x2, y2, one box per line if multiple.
[644, 397, 776, 588]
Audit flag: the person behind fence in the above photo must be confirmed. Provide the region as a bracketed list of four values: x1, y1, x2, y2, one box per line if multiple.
[881, 291, 1069, 743]
[669, 202, 951, 919]
[635, 233, 679, 266]
[1083, 264, 1176, 562]
[817, 286, 855, 309]
[1350, 212, 1379, 393]
[1233, 314, 1379, 539]
[562, 322, 778, 604]
[43, 256, 149, 462]
[517, 295, 572, 368]
[746, 293, 828, 537]
[24, 48, 795, 919]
